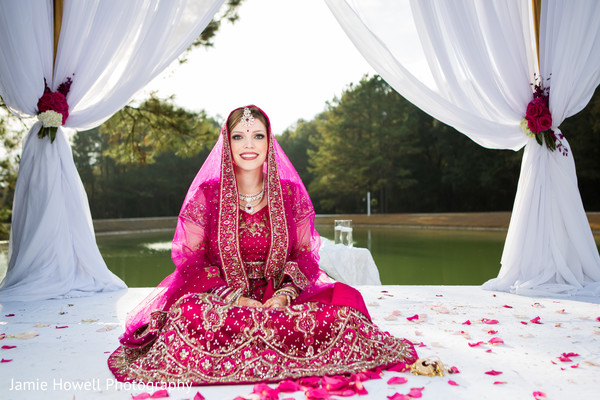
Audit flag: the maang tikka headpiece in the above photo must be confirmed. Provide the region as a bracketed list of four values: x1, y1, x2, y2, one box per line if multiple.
[240, 107, 255, 129]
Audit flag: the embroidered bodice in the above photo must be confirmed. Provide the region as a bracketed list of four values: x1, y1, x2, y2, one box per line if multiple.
[239, 207, 270, 263]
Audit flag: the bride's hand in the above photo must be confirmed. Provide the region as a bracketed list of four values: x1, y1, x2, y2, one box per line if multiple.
[237, 296, 262, 308]
[262, 295, 288, 308]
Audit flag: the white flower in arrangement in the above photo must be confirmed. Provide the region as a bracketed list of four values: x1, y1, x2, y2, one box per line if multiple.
[38, 110, 63, 128]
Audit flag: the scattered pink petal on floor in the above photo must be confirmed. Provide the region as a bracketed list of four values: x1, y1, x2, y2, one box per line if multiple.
[530, 316, 543, 324]
[462, 320, 472, 325]
[192, 392, 205, 400]
[533, 391, 547, 399]
[503, 305, 513, 308]
[481, 318, 499, 325]
[448, 366, 460, 374]
[448, 380, 459, 386]
[406, 314, 419, 321]
[4, 314, 15, 317]
[487, 330, 498, 335]
[493, 381, 507, 385]
[1, 345, 16, 349]
[468, 341, 484, 347]
[407, 387, 424, 398]
[1, 358, 13, 363]
[305, 387, 333, 400]
[55, 325, 69, 329]
[485, 370, 503, 376]
[276, 380, 300, 392]
[571, 363, 579, 369]
[253, 383, 280, 399]
[387, 377, 408, 385]
[387, 393, 410, 400]
[489, 337, 504, 345]
[521, 321, 528, 325]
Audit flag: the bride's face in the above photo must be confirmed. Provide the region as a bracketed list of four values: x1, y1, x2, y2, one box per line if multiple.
[229, 119, 268, 172]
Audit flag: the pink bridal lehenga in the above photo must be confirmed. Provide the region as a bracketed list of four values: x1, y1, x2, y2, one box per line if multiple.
[108, 105, 417, 385]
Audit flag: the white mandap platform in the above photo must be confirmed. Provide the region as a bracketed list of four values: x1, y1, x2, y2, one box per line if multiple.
[0, 286, 599, 400]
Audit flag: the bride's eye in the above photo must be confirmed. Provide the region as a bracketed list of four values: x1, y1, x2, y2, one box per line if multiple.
[232, 134, 243, 140]
[254, 133, 265, 140]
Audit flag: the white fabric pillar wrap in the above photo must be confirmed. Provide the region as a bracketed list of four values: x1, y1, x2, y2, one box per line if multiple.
[0, 0, 224, 301]
[324, 0, 600, 296]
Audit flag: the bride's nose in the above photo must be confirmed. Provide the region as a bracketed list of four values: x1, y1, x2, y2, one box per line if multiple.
[244, 137, 255, 148]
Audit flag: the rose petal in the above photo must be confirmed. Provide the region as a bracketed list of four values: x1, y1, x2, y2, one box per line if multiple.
[1, 358, 13, 363]
[322, 375, 348, 391]
[563, 352, 580, 357]
[407, 387, 424, 398]
[193, 393, 205, 400]
[530, 316, 543, 324]
[533, 391, 547, 399]
[521, 321, 528, 325]
[387, 377, 408, 385]
[131, 393, 151, 400]
[462, 320, 472, 325]
[489, 337, 504, 345]
[4, 314, 15, 317]
[448, 380, 459, 386]
[387, 394, 410, 400]
[493, 381, 507, 385]
[277, 380, 300, 392]
[305, 387, 332, 400]
[449, 366, 460, 374]
[503, 305, 513, 309]
[485, 370, 503, 376]
[1, 345, 16, 349]
[481, 318, 499, 325]
[571, 363, 579, 369]
[253, 383, 279, 398]
[406, 314, 419, 321]
[558, 356, 572, 362]
[468, 341, 484, 347]
[55, 325, 68, 329]
[487, 330, 498, 335]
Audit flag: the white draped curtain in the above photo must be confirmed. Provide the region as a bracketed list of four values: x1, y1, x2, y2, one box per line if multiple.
[0, 0, 224, 301]
[325, 0, 600, 296]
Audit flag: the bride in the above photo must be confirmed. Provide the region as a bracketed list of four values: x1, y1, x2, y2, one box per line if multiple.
[108, 105, 417, 384]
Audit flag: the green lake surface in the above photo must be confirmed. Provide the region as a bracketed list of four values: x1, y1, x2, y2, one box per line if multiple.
[1, 227, 598, 288]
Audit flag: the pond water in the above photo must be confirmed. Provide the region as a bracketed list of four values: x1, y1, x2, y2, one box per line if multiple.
[93, 226, 511, 287]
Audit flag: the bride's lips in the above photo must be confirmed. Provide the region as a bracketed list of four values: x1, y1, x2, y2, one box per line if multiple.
[240, 152, 259, 160]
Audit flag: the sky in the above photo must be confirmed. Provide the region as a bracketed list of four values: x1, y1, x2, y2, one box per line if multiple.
[140, 0, 377, 135]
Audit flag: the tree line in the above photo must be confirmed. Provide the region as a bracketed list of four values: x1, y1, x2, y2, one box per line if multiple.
[1, 73, 599, 237]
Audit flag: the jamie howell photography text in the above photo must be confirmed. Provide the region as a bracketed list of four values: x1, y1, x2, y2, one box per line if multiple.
[8, 378, 193, 393]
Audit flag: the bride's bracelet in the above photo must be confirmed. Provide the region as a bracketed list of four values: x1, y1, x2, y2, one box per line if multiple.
[224, 288, 243, 305]
[273, 287, 298, 306]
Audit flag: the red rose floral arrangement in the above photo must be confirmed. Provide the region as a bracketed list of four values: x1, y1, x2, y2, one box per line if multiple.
[37, 77, 72, 143]
[520, 75, 567, 156]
